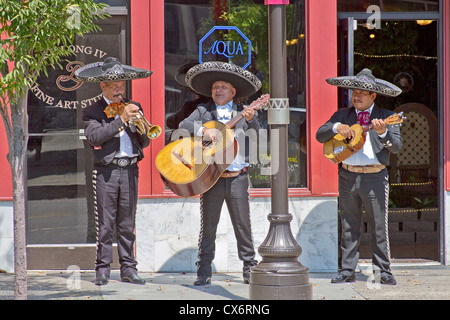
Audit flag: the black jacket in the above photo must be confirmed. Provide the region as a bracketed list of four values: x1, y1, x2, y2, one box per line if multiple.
[82, 97, 150, 166]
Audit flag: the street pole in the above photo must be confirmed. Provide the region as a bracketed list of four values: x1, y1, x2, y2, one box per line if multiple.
[249, 2, 312, 300]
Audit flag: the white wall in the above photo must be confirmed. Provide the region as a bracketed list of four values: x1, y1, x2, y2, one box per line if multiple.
[0, 196, 339, 273]
[135, 196, 338, 273]
[0, 202, 14, 273]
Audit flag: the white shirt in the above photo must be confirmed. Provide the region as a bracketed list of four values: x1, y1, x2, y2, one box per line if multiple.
[103, 96, 137, 158]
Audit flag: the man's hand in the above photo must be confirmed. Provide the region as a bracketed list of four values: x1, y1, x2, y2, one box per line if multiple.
[337, 124, 355, 141]
[120, 103, 140, 123]
[242, 106, 255, 122]
[202, 127, 222, 143]
[371, 118, 387, 135]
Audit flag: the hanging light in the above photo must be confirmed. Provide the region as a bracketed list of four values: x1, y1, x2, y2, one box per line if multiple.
[416, 20, 433, 26]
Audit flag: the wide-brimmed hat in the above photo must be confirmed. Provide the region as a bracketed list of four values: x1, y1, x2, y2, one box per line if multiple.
[185, 61, 261, 99]
[175, 62, 199, 88]
[326, 68, 402, 97]
[75, 57, 152, 82]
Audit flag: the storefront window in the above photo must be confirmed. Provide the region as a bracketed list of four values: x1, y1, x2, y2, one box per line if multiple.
[338, 0, 439, 12]
[26, 17, 129, 245]
[164, 0, 307, 189]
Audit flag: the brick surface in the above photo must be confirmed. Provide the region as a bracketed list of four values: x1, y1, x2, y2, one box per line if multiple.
[388, 209, 418, 222]
[389, 232, 415, 244]
[416, 232, 439, 244]
[403, 221, 435, 233]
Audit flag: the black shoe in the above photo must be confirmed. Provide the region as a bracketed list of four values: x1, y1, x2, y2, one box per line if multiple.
[94, 274, 110, 286]
[243, 272, 251, 284]
[121, 274, 146, 285]
[380, 275, 397, 285]
[194, 276, 211, 286]
[331, 273, 355, 283]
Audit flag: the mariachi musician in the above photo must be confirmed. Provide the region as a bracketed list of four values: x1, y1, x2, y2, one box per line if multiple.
[179, 61, 262, 285]
[316, 68, 402, 285]
[76, 57, 153, 286]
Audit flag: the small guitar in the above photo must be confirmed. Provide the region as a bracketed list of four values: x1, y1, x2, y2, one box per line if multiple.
[323, 112, 405, 163]
[156, 94, 270, 197]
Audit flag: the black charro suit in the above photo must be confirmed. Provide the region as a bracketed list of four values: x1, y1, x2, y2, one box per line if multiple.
[316, 104, 402, 280]
[82, 97, 150, 279]
[179, 100, 260, 283]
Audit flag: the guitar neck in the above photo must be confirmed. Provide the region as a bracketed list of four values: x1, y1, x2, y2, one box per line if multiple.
[360, 112, 404, 133]
[226, 113, 245, 129]
[222, 94, 270, 129]
[362, 119, 401, 133]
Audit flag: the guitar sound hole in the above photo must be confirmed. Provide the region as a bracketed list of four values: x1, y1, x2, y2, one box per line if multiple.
[344, 138, 352, 144]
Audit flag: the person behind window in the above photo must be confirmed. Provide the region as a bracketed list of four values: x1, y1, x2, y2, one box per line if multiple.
[166, 62, 211, 131]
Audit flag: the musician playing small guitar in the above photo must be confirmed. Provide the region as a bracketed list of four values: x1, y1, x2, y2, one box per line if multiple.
[316, 68, 403, 286]
[323, 111, 404, 163]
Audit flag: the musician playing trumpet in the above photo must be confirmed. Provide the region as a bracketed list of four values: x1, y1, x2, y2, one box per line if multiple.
[77, 57, 153, 286]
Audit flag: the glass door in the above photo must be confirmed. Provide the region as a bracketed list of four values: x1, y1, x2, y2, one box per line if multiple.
[337, 9, 440, 262]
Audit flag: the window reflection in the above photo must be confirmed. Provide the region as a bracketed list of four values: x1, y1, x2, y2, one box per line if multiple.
[164, 0, 307, 188]
[26, 18, 127, 245]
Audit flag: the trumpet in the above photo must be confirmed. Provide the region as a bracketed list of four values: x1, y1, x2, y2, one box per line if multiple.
[133, 110, 162, 139]
[118, 95, 162, 139]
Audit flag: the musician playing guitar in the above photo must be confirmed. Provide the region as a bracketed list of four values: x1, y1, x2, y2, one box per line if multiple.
[316, 69, 403, 286]
[178, 61, 262, 286]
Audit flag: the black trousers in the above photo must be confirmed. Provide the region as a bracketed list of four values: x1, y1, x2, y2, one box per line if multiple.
[93, 163, 139, 277]
[338, 168, 392, 277]
[197, 172, 257, 277]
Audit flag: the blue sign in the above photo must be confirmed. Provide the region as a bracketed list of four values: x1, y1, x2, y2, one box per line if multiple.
[199, 26, 252, 69]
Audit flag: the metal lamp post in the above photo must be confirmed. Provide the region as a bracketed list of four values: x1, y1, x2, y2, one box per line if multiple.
[249, 1, 312, 300]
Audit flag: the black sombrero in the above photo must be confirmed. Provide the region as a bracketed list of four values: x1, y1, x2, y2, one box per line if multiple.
[185, 61, 261, 99]
[75, 57, 152, 82]
[326, 68, 402, 97]
[175, 62, 199, 88]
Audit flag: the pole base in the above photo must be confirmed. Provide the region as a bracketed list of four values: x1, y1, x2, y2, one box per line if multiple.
[249, 261, 313, 300]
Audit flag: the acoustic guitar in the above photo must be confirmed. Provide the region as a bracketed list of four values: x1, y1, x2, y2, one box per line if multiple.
[156, 94, 270, 197]
[323, 112, 405, 163]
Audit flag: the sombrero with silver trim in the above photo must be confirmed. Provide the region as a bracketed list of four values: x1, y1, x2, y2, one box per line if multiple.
[326, 68, 402, 97]
[185, 61, 261, 99]
[75, 57, 152, 82]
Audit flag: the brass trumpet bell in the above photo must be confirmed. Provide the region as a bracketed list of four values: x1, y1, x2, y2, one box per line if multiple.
[132, 111, 162, 139]
[116, 95, 162, 139]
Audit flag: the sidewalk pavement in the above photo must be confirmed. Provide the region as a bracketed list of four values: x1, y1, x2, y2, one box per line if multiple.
[1, 261, 450, 301]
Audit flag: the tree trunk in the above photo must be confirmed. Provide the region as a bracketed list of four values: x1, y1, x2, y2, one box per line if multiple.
[8, 91, 29, 300]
